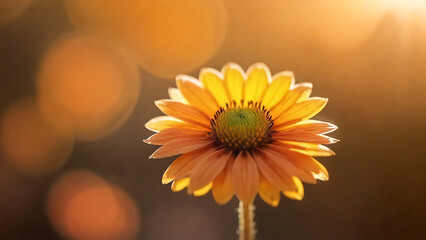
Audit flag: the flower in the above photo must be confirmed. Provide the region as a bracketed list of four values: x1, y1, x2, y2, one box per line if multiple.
[144, 63, 337, 206]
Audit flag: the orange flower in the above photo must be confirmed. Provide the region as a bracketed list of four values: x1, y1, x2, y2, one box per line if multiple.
[144, 63, 337, 206]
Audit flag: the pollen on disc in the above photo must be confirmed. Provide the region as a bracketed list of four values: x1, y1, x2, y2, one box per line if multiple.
[47, 170, 141, 240]
[0, 98, 73, 175]
[36, 34, 140, 141]
[63, 0, 228, 78]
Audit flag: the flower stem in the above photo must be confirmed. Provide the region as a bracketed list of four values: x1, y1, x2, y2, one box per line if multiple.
[238, 201, 256, 240]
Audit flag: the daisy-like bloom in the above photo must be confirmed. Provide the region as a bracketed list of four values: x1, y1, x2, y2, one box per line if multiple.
[145, 63, 337, 207]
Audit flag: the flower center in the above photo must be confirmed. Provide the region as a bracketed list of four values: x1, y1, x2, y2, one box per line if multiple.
[209, 102, 274, 151]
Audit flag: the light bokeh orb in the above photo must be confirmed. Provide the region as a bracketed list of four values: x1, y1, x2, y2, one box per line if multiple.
[64, 0, 228, 78]
[299, 0, 387, 51]
[47, 170, 140, 240]
[0, 0, 32, 26]
[0, 98, 73, 175]
[36, 34, 140, 141]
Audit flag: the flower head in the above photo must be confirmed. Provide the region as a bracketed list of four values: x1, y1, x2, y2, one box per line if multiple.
[144, 63, 337, 206]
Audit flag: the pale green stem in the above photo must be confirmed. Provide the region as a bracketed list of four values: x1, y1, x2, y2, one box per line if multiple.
[238, 201, 256, 240]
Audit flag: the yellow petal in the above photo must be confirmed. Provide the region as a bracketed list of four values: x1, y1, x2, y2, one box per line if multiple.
[232, 152, 259, 205]
[200, 68, 229, 107]
[296, 84, 313, 103]
[193, 182, 212, 197]
[168, 88, 187, 103]
[283, 177, 304, 200]
[275, 97, 328, 127]
[311, 158, 329, 181]
[155, 99, 210, 128]
[222, 62, 245, 103]
[171, 177, 190, 192]
[258, 175, 280, 207]
[270, 83, 312, 118]
[188, 149, 231, 192]
[145, 116, 186, 132]
[279, 141, 336, 157]
[262, 71, 294, 109]
[244, 63, 269, 102]
[212, 159, 235, 205]
[176, 75, 219, 117]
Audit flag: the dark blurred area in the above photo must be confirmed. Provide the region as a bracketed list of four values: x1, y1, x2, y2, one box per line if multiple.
[0, 0, 425, 239]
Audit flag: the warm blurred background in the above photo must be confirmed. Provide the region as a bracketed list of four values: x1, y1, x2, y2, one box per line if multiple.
[0, 0, 425, 239]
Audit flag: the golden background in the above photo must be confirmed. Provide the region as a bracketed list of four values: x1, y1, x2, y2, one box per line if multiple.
[0, 0, 425, 239]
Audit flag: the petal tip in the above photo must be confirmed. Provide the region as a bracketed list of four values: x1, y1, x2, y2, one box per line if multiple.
[248, 62, 269, 71]
[162, 175, 173, 184]
[175, 74, 189, 81]
[154, 99, 166, 107]
[222, 62, 244, 74]
[199, 67, 223, 78]
[294, 82, 313, 89]
[314, 172, 329, 181]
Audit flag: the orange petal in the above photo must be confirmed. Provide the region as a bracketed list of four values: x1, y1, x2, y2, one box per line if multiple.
[149, 137, 212, 159]
[283, 177, 304, 200]
[258, 174, 280, 207]
[155, 100, 210, 128]
[144, 127, 208, 145]
[260, 148, 317, 184]
[244, 63, 269, 102]
[270, 144, 329, 181]
[232, 152, 259, 205]
[168, 88, 187, 103]
[274, 132, 338, 145]
[145, 116, 189, 132]
[279, 141, 335, 157]
[262, 71, 294, 109]
[253, 149, 310, 190]
[171, 177, 190, 192]
[212, 158, 235, 205]
[176, 75, 219, 117]
[270, 83, 312, 118]
[275, 97, 328, 127]
[162, 146, 215, 184]
[222, 63, 245, 103]
[277, 120, 338, 134]
[188, 149, 232, 193]
[200, 68, 229, 107]
[193, 182, 213, 197]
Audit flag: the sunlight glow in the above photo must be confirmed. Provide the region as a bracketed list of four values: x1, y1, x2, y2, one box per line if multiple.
[383, 0, 426, 10]
[380, 0, 426, 18]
